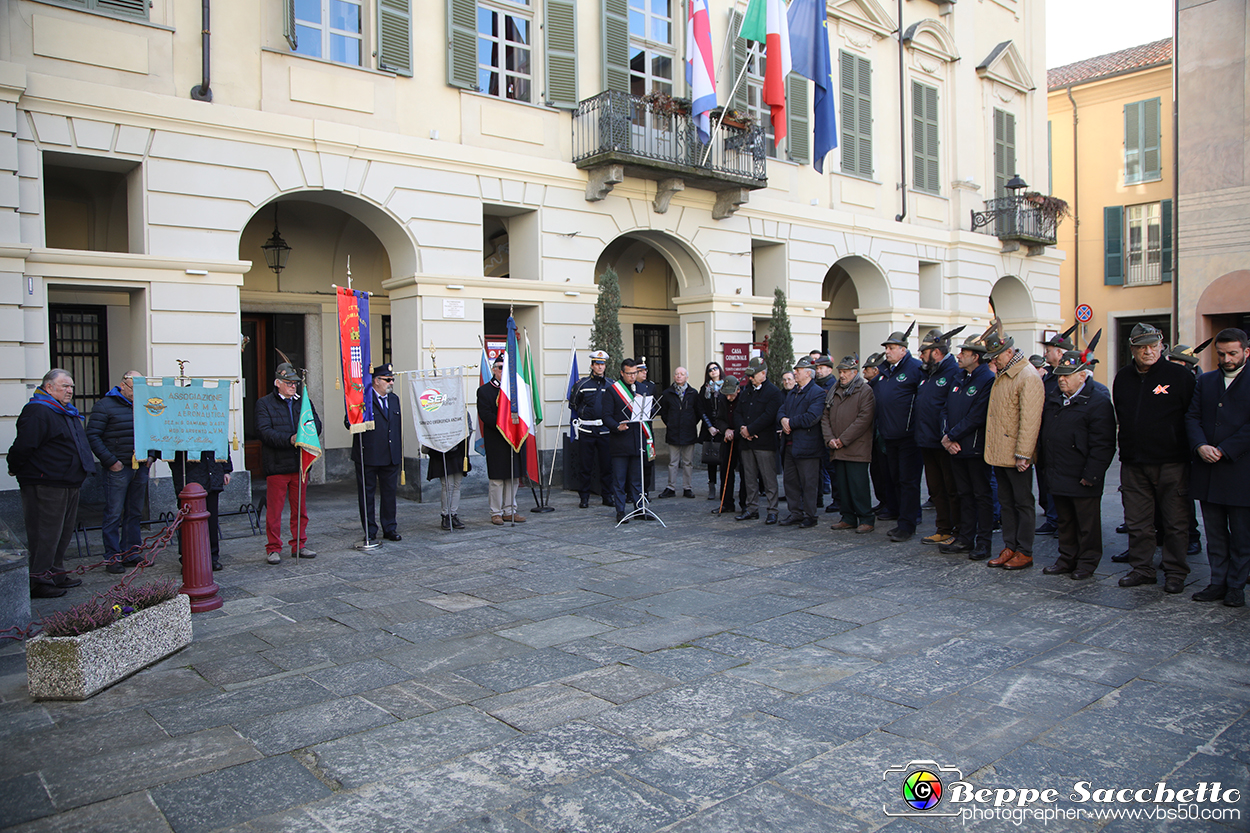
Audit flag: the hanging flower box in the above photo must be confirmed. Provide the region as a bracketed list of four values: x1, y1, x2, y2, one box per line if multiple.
[26, 593, 192, 700]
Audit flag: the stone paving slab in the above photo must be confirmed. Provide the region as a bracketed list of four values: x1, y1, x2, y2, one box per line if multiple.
[4, 475, 1249, 832]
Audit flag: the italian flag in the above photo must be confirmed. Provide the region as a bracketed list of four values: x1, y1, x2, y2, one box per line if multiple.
[738, 0, 792, 145]
[497, 316, 540, 482]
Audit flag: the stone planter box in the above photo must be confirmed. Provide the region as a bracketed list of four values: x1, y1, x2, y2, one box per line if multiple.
[26, 594, 192, 700]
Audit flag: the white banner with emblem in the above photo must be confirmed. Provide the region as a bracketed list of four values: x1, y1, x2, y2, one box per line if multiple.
[402, 368, 469, 453]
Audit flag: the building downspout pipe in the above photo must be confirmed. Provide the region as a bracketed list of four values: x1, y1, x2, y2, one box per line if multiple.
[1067, 84, 1079, 325]
[190, 0, 212, 102]
[894, 0, 907, 222]
[1171, 3, 1179, 344]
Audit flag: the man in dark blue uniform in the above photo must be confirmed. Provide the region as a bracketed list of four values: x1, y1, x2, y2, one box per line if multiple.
[352, 363, 402, 543]
[876, 322, 924, 542]
[606, 358, 647, 523]
[569, 349, 614, 508]
[777, 356, 827, 527]
[940, 333, 997, 560]
[916, 327, 964, 546]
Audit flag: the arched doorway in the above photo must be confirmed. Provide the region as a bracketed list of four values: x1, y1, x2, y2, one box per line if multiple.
[238, 194, 408, 481]
[821, 255, 891, 360]
[1196, 270, 1250, 370]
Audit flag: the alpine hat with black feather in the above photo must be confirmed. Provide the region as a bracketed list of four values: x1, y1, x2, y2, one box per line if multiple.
[881, 320, 917, 348]
[1040, 323, 1079, 351]
[980, 317, 1014, 360]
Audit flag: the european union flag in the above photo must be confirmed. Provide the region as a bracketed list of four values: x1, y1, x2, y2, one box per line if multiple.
[786, 0, 837, 173]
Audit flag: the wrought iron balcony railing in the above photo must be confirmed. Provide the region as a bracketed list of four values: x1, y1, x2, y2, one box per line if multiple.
[573, 90, 767, 190]
[970, 195, 1062, 247]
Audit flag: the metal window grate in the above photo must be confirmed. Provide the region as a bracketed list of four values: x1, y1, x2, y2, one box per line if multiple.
[49, 305, 109, 416]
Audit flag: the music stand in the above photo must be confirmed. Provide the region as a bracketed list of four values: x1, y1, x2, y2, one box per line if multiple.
[618, 394, 666, 527]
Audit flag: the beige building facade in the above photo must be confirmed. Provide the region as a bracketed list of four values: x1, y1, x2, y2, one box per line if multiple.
[1177, 0, 1250, 361]
[0, 0, 1061, 493]
[1047, 40, 1174, 381]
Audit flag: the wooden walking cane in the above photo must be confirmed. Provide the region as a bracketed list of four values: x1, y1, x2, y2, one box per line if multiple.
[718, 435, 735, 510]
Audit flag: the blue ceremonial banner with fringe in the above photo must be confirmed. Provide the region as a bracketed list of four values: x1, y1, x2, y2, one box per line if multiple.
[133, 377, 231, 459]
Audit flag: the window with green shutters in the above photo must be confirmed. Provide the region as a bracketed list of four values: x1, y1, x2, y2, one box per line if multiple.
[1124, 97, 1161, 184]
[476, 0, 535, 101]
[787, 74, 809, 165]
[447, 0, 478, 89]
[839, 50, 872, 178]
[281, 0, 411, 75]
[545, 0, 577, 108]
[1104, 205, 1124, 286]
[62, 0, 148, 20]
[911, 81, 939, 194]
[603, 0, 631, 94]
[993, 108, 1016, 197]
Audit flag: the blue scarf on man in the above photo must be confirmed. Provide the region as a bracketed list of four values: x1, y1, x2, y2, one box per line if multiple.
[30, 387, 84, 419]
[28, 387, 95, 474]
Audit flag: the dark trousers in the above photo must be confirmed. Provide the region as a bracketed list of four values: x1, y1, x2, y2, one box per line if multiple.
[266, 473, 308, 554]
[740, 447, 779, 512]
[171, 468, 223, 561]
[994, 465, 1036, 555]
[22, 483, 79, 589]
[1035, 462, 1058, 525]
[611, 455, 642, 513]
[1121, 462, 1190, 578]
[355, 462, 399, 539]
[870, 440, 896, 513]
[102, 464, 149, 559]
[1053, 494, 1103, 572]
[577, 432, 613, 499]
[950, 456, 993, 546]
[882, 437, 922, 533]
[920, 446, 959, 535]
[835, 460, 873, 526]
[783, 450, 821, 521]
[1198, 502, 1250, 590]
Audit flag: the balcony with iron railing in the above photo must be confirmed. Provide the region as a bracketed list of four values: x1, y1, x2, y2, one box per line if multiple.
[573, 90, 768, 217]
[970, 176, 1068, 256]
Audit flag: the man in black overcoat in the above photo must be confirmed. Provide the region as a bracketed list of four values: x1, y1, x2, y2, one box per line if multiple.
[352, 363, 403, 542]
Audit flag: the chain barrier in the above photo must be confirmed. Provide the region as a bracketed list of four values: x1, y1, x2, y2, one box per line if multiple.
[0, 506, 190, 642]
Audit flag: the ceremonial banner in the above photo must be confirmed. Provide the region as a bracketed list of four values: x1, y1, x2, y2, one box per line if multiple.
[296, 392, 322, 476]
[403, 368, 469, 454]
[497, 316, 539, 481]
[336, 286, 374, 433]
[133, 377, 231, 459]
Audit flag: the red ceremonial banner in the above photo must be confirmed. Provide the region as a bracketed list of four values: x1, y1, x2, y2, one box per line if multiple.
[336, 286, 374, 434]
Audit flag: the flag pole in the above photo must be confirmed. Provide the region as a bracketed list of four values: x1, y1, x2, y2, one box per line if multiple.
[701, 40, 755, 167]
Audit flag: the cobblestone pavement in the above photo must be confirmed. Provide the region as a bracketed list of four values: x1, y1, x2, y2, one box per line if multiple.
[2, 470, 1248, 833]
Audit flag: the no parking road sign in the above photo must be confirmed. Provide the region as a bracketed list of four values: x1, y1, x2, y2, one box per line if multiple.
[1075, 304, 1093, 323]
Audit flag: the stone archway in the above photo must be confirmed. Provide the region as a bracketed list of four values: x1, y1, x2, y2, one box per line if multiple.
[988, 274, 1034, 324]
[822, 255, 892, 360]
[1196, 270, 1250, 369]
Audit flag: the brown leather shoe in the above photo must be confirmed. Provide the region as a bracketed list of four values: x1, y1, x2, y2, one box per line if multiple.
[987, 548, 1015, 568]
[830, 521, 855, 530]
[856, 524, 875, 534]
[1003, 552, 1033, 571]
[491, 516, 505, 525]
[501, 513, 527, 523]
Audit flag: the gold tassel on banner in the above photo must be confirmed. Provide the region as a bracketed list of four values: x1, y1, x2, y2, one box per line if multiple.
[131, 452, 138, 470]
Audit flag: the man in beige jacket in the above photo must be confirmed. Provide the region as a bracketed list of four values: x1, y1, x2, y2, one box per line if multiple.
[982, 322, 1046, 571]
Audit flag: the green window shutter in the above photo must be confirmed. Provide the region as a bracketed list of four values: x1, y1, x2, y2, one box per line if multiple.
[545, 0, 578, 108]
[840, 50, 856, 173]
[912, 81, 938, 193]
[1104, 205, 1124, 286]
[731, 12, 749, 111]
[994, 108, 1015, 197]
[1161, 198, 1173, 283]
[95, 0, 148, 18]
[1142, 97, 1161, 181]
[839, 51, 870, 176]
[1124, 100, 1142, 184]
[284, 0, 298, 49]
[447, 0, 477, 89]
[602, 0, 630, 94]
[787, 72, 809, 164]
[378, 0, 412, 76]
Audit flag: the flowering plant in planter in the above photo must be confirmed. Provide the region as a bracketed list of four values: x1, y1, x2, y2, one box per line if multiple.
[41, 579, 178, 638]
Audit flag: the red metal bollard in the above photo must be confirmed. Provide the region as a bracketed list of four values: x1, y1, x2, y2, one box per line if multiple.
[178, 482, 223, 612]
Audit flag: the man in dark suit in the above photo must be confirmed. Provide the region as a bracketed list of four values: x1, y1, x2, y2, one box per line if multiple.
[1185, 328, 1250, 607]
[352, 363, 403, 542]
[734, 358, 783, 524]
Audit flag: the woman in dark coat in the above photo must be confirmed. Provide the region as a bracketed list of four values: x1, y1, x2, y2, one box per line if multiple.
[1038, 352, 1116, 579]
[425, 420, 473, 529]
[476, 357, 526, 523]
[698, 362, 726, 500]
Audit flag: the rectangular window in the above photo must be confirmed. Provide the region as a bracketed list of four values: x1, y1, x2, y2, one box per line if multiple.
[911, 81, 939, 193]
[294, 0, 364, 66]
[49, 305, 109, 417]
[1124, 97, 1161, 184]
[839, 50, 872, 178]
[381, 315, 392, 365]
[1125, 202, 1162, 286]
[478, 0, 533, 101]
[993, 108, 1016, 197]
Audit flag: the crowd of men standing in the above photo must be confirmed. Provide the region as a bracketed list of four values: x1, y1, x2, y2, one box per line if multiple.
[568, 322, 1250, 608]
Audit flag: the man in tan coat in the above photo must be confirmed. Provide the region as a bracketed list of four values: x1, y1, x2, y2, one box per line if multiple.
[983, 322, 1046, 571]
[822, 355, 876, 533]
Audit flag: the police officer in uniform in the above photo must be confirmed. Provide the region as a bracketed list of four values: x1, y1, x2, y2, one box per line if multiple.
[916, 327, 964, 546]
[569, 350, 614, 508]
[352, 363, 402, 543]
[876, 322, 925, 542]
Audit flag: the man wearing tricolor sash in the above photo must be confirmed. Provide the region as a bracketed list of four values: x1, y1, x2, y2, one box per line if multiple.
[606, 358, 650, 524]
